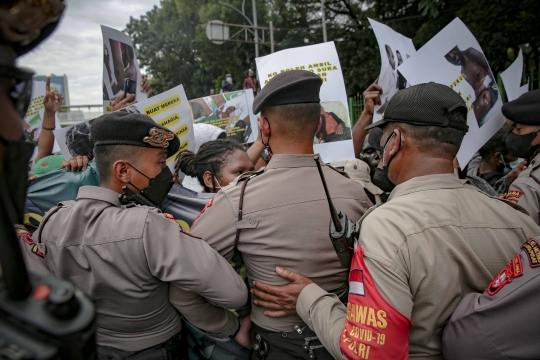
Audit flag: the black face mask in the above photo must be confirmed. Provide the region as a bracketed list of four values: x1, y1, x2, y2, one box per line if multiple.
[372, 132, 400, 193]
[127, 163, 174, 207]
[506, 131, 540, 159]
[0, 136, 35, 224]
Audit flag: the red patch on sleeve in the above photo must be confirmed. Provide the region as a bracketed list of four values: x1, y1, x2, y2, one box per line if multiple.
[486, 254, 523, 295]
[505, 190, 524, 201]
[163, 212, 175, 220]
[14, 225, 44, 258]
[191, 197, 215, 227]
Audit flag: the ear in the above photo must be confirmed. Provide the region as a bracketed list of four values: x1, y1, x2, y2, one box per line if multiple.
[112, 160, 131, 184]
[202, 170, 214, 191]
[259, 116, 271, 137]
[492, 151, 502, 164]
[385, 129, 401, 159]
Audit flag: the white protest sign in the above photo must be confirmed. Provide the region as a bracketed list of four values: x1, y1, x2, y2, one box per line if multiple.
[500, 49, 529, 102]
[24, 80, 62, 142]
[56, 85, 194, 172]
[397, 18, 504, 167]
[368, 18, 416, 122]
[101, 25, 147, 113]
[188, 89, 258, 144]
[255, 42, 354, 163]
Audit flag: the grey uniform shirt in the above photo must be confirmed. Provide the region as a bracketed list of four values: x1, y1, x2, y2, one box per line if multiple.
[296, 174, 540, 360]
[191, 154, 372, 332]
[505, 152, 540, 224]
[26, 186, 247, 351]
[442, 238, 540, 360]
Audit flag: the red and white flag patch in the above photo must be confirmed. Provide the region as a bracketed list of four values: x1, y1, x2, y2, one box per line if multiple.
[349, 268, 365, 296]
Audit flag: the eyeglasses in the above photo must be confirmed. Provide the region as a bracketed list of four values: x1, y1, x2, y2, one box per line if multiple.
[0, 65, 34, 118]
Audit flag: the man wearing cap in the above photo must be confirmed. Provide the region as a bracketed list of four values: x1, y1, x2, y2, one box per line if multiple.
[25, 111, 250, 358]
[503, 90, 540, 224]
[250, 83, 540, 359]
[190, 70, 371, 359]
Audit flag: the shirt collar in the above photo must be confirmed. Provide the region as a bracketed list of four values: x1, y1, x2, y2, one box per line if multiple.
[76, 186, 122, 207]
[265, 154, 319, 170]
[388, 173, 467, 201]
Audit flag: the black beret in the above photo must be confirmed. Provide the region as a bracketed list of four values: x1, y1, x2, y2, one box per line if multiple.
[253, 70, 322, 114]
[366, 83, 469, 132]
[501, 90, 540, 125]
[90, 111, 180, 158]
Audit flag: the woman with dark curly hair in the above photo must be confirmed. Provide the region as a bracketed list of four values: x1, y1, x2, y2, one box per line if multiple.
[174, 139, 254, 193]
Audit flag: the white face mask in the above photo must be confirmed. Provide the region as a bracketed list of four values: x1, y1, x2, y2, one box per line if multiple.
[226, 77, 232, 83]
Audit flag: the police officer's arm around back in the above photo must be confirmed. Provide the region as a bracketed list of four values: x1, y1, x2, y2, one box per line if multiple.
[251, 83, 540, 360]
[27, 112, 248, 357]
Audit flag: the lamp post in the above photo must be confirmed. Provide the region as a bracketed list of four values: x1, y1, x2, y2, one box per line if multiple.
[214, 0, 259, 57]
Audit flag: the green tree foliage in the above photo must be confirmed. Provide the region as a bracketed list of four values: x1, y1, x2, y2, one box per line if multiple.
[127, 0, 540, 100]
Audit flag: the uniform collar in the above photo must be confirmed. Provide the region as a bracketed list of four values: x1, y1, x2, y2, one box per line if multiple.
[530, 151, 540, 170]
[76, 186, 122, 207]
[388, 173, 466, 201]
[265, 153, 319, 169]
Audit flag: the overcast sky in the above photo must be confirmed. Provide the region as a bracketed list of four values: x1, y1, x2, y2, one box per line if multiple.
[18, 0, 161, 106]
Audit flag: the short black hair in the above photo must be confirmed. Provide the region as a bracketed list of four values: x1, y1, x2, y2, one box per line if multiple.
[261, 103, 321, 140]
[174, 139, 245, 192]
[93, 144, 142, 185]
[478, 128, 509, 161]
[66, 122, 94, 160]
[393, 110, 467, 158]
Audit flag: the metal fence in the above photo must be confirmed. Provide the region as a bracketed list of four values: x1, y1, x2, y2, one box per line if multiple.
[348, 96, 364, 127]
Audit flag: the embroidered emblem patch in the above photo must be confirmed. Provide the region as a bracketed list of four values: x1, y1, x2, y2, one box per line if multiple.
[505, 190, 524, 201]
[143, 127, 174, 148]
[522, 238, 540, 267]
[163, 213, 175, 220]
[487, 254, 523, 295]
[349, 269, 365, 296]
[14, 225, 44, 258]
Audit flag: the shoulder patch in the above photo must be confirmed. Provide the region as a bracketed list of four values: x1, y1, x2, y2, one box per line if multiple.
[486, 254, 523, 295]
[191, 197, 215, 227]
[522, 238, 540, 267]
[163, 212, 175, 220]
[14, 225, 44, 258]
[505, 190, 524, 201]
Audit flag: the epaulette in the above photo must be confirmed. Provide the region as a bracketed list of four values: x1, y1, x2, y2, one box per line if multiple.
[326, 164, 350, 179]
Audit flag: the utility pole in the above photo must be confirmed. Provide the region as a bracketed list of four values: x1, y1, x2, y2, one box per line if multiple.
[321, 0, 327, 42]
[252, 0, 259, 57]
[269, 21, 274, 53]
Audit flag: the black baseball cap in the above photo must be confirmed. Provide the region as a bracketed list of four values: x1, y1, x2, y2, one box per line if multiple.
[365, 83, 469, 132]
[501, 89, 540, 125]
[253, 70, 322, 114]
[91, 111, 180, 158]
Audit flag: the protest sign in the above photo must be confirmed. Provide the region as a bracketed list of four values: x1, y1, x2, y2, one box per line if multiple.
[101, 25, 147, 113]
[397, 18, 504, 166]
[55, 85, 194, 170]
[500, 49, 529, 102]
[24, 80, 62, 142]
[368, 18, 416, 123]
[188, 89, 258, 144]
[255, 42, 354, 163]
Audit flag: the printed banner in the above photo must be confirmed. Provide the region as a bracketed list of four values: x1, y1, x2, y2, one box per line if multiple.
[55, 85, 194, 171]
[255, 42, 354, 163]
[368, 18, 416, 123]
[499, 49, 529, 102]
[188, 89, 258, 144]
[23, 80, 62, 142]
[397, 18, 504, 166]
[102, 25, 147, 113]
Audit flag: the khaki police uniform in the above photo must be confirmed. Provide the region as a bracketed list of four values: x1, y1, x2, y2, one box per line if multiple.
[190, 154, 371, 353]
[505, 151, 540, 224]
[295, 174, 540, 360]
[442, 237, 540, 360]
[25, 185, 247, 351]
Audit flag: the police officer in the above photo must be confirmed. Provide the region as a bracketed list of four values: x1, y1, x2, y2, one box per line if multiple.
[250, 83, 540, 359]
[24, 112, 250, 358]
[190, 70, 372, 359]
[442, 237, 540, 359]
[504, 90, 540, 224]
